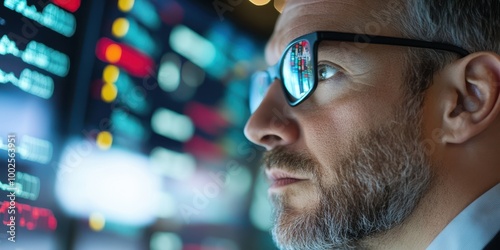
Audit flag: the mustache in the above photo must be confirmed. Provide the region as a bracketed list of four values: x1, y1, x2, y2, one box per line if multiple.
[263, 147, 316, 174]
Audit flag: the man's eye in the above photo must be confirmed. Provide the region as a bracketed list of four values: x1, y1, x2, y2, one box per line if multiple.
[317, 64, 339, 81]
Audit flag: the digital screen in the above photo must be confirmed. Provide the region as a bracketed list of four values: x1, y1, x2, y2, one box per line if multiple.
[0, 0, 90, 249]
[0, 0, 280, 249]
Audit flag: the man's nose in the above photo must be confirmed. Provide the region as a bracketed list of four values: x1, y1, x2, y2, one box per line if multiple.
[244, 79, 300, 150]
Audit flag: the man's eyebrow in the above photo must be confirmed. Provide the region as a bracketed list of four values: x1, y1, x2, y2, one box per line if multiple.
[318, 41, 366, 65]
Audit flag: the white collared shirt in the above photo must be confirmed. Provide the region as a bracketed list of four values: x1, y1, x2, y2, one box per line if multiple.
[427, 183, 500, 250]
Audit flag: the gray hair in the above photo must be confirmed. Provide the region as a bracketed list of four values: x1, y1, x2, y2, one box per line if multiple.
[398, 0, 500, 95]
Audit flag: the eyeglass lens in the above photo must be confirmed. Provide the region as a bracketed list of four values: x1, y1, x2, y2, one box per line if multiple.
[249, 39, 314, 113]
[282, 39, 314, 103]
[250, 71, 271, 113]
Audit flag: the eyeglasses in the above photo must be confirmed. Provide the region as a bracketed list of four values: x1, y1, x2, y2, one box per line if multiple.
[249, 31, 470, 113]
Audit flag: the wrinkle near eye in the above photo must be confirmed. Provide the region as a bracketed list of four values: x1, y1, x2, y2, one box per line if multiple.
[343, 70, 377, 93]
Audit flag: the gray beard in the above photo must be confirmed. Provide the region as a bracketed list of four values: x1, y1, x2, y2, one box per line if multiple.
[266, 101, 433, 250]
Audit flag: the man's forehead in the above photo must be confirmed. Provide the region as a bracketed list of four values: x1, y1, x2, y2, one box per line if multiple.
[265, 0, 401, 65]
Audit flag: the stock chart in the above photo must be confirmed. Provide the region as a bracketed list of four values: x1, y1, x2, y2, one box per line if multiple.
[0, 0, 280, 249]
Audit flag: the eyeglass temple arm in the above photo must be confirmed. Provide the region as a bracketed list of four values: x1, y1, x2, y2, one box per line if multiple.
[319, 32, 470, 57]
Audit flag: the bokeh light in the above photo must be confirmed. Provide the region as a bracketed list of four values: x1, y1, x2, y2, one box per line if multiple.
[103, 65, 120, 83]
[105, 44, 122, 63]
[158, 53, 181, 92]
[101, 83, 118, 103]
[112, 18, 130, 38]
[150, 232, 183, 250]
[150, 147, 196, 181]
[169, 25, 217, 69]
[181, 61, 205, 87]
[118, 0, 135, 12]
[89, 212, 106, 231]
[96, 131, 113, 149]
[56, 144, 161, 226]
[249, 0, 271, 6]
[151, 108, 195, 142]
[274, 0, 286, 12]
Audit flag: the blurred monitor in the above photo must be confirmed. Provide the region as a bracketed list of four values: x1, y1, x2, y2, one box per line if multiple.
[0, 0, 280, 249]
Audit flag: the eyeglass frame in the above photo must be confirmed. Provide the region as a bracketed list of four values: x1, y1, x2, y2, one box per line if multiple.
[251, 31, 471, 109]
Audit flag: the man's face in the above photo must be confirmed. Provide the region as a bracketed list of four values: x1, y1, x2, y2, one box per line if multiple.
[244, 0, 435, 249]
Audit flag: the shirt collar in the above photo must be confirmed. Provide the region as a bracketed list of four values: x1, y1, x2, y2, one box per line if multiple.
[427, 183, 500, 250]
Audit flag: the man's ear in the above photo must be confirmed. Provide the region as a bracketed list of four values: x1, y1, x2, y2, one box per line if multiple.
[441, 52, 500, 144]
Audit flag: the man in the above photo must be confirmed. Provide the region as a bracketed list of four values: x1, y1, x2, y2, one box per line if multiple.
[244, 0, 500, 249]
